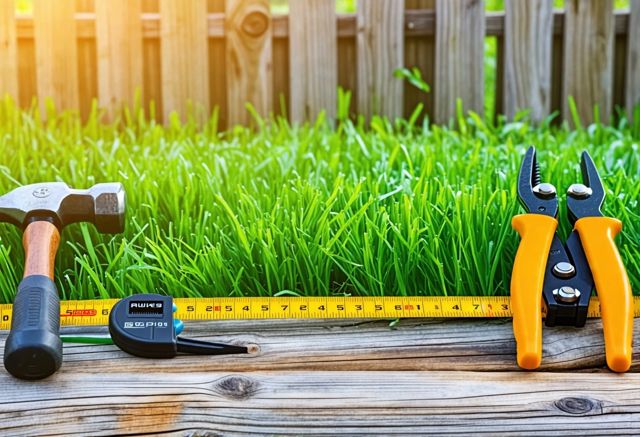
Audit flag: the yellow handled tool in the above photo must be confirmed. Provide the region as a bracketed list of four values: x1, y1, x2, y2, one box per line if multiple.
[511, 147, 633, 372]
[574, 217, 633, 372]
[511, 213, 557, 369]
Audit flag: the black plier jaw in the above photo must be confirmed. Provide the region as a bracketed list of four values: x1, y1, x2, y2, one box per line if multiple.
[516, 147, 591, 326]
[516, 147, 558, 218]
[511, 146, 633, 372]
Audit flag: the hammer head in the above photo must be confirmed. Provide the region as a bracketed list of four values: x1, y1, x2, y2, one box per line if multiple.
[0, 182, 126, 233]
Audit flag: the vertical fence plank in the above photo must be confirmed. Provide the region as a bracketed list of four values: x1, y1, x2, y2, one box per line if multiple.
[357, 0, 404, 119]
[504, 0, 552, 122]
[0, 0, 18, 100]
[33, 0, 80, 112]
[434, 0, 485, 124]
[627, 0, 640, 118]
[160, 0, 209, 122]
[289, 0, 337, 122]
[95, 0, 143, 119]
[225, 0, 272, 126]
[562, 0, 614, 125]
[404, 0, 435, 119]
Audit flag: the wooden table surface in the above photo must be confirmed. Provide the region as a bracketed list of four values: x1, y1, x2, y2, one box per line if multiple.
[1, 318, 640, 435]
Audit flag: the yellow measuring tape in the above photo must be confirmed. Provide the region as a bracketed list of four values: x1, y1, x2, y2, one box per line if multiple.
[1, 296, 639, 329]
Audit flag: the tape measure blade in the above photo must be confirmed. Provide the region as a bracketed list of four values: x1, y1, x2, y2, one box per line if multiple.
[0, 296, 637, 328]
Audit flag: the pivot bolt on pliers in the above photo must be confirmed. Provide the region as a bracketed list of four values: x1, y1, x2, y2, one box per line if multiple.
[511, 146, 633, 372]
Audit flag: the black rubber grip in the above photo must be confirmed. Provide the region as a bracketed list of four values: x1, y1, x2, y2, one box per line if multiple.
[3, 275, 62, 380]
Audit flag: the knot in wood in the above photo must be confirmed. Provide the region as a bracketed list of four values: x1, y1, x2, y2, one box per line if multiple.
[241, 11, 269, 38]
[554, 397, 599, 415]
[215, 375, 259, 400]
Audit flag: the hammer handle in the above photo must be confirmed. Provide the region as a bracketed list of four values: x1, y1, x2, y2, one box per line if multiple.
[3, 221, 62, 380]
[23, 221, 60, 279]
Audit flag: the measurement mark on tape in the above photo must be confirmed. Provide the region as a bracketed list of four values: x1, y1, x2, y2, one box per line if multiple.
[0, 296, 638, 330]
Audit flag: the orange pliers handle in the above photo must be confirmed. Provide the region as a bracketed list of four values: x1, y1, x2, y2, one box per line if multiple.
[511, 213, 558, 370]
[575, 217, 633, 372]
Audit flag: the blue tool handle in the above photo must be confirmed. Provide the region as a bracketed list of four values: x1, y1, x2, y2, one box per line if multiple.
[3, 275, 62, 380]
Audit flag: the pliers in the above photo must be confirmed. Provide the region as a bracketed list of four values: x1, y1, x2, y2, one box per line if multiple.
[511, 146, 633, 372]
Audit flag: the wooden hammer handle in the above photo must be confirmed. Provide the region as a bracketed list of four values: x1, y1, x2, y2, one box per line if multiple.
[23, 221, 60, 279]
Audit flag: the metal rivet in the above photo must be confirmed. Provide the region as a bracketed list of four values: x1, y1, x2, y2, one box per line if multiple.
[552, 286, 581, 303]
[552, 262, 576, 278]
[567, 183, 592, 198]
[533, 183, 556, 199]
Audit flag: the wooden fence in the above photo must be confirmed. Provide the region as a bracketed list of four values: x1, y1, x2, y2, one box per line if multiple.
[0, 0, 639, 127]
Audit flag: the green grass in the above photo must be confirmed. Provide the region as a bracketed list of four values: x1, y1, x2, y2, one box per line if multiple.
[0, 98, 639, 303]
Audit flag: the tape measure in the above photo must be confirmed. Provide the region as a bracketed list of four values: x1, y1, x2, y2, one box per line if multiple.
[1, 296, 639, 329]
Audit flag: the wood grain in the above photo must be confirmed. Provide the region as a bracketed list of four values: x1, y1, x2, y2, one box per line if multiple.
[1, 318, 640, 434]
[95, 0, 143, 120]
[1, 369, 640, 435]
[627, 0, 640, 118]
[32, 0, 80, 113]
[0, 0, 18, 101]
[289, 0, 337, 123]
[357, 0, 404, 120]
[225, 0, 272, 126]
[434, 0, 485, 124]
[563, 0, 614, 125]
[504, 0, 552, 122]
[159, 0, 209, 122]
[22, 221, 60, 280]
[39, 318, 640, 372]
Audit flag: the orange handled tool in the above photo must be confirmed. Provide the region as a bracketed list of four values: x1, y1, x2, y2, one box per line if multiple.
[511, 147, 634, 372]
[575, 218, 633, 372]
[511, 213, 557, 369]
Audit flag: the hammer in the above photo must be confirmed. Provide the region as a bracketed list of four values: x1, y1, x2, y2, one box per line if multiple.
[1, 182, 125, 380]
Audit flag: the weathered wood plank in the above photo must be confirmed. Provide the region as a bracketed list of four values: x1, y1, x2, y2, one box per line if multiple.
[2, 369, 640, 434]
[289, 0, 337, 122]
[159, 0, 209, 122]
[404, 0, 435, 119]
[11, 317, 638, 373]
[627, 0, 640, 118]
[95, 0, 143, 120]
[2, 318, 640, 433]
[0, 0, 18, 100]
[434, 0, 485, 124]
[32, 0, 80, 112]
[504, 0, 553, 122]
[356, 0, 404, 120]
[225, 0, 272, 126]
[563, 0, 615, 125]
